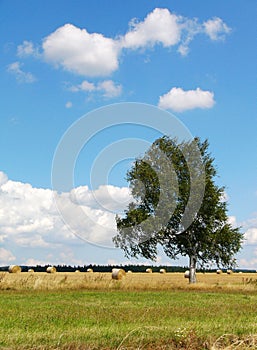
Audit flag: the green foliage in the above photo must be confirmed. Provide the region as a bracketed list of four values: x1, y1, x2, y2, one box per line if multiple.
[114, 136, 243, 270]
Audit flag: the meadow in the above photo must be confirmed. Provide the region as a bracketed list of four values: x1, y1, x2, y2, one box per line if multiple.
[0, 272, 256, 349]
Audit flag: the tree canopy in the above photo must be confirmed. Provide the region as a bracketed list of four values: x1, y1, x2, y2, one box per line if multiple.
[113, 136, 243, 283]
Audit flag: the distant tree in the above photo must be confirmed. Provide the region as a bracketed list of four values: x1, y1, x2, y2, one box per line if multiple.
[113, 136, 243, 283]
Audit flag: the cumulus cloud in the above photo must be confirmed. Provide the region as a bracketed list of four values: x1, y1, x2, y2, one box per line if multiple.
[16, 9, 231, 78]
[97, 80, 122, 98]
[0, 171, 132, 250]
[17, 40, 38, 57]
[0, 248, 16, 264]
[227, 215, 237, 228]
[7, 61, 36, 83]
[245, 228, 257, 245]
[69, 79, 122, 98]
[42, 23, 119, 76]
[177, 18, 202, 56]
[122, 9, 230, 55]
[238, 213, 257, 245]
[158, 87, 215, 112]
[0, 179, 55, 239]
[69, 80, 95, 92]
[0, 172, 8, 186]
[70, 185, 132, 211]
[203, 17, 231, 41]
[122, 8, 181, 49]
[239, 248, 257, 269]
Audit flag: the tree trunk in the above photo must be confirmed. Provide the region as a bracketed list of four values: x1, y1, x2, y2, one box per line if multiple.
[189, 255, 197, 284]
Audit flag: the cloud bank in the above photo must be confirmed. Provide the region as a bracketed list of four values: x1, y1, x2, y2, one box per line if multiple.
[0, 171, 256, 267]
[0, 171, 132, 254]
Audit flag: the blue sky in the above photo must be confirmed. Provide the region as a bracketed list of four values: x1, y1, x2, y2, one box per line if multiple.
[0, 0, 256, 269]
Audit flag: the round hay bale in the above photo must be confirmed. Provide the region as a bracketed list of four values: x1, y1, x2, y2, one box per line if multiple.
[127, 270, 133, 274]
[112, 268, 126, 280]
[75, 270, 80, 273]
[8, 265, 21, 273]
[216, 269, 222, 274]
[28, 268, 34, 273]
[227, 269, 233, 275]
[46, 266, 56, 273]
[146, 268, 152, 273]
[87, 268, 93, 273]
[184, 270, 190, 279]
[160, 268, 166, 274]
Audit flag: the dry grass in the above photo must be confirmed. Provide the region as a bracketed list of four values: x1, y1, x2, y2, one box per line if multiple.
[0, 271, 256, 292]
[211, 334, 257, 349]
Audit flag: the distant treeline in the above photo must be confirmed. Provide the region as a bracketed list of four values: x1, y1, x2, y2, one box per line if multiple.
[0, 264, 256, 273]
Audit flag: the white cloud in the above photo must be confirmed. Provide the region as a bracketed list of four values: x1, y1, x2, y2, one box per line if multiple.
[65, 101, 72, 108]
[221, 191, 229, 203]
[25, 258, 49, 266]
[0, 180, 55, 240]
[0, 171, 132, 249]
[203, 17, 231, 41]
[42, 23, 119, 76]
[0, 170, 255, 267]
[97, 80, 122, 97]
[121, 9, 230, 55]
[227, 215, 237, 228]
[0, 248, 16, 264]
[70, 185, 133, 211]
[122, 8, 181, 49]
[239, 255, 257, 270]
[25, 254, 85, 267]
[69, 80, 122, 98]
[17, 40, 38, 57]
[7, 61, 36, 83]
[240, 213, 257, 245]
[177, 45, 189, 56]
[70, 80, 95, 92]
[0, 171, 8, 186]
[0, 235, 6, 243]
[244, 228, 257, 245]
[59, 250, 85, 266]
[158, 87, 215, 112]
[15, 234, 51, 248]
[177, 18, 202, 56]
[16, 9, 231, 79]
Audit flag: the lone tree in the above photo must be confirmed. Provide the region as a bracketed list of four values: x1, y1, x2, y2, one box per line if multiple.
[113, 136, 243, 283]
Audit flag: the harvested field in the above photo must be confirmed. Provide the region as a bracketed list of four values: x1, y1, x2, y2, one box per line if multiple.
[0, 271, 256, 292]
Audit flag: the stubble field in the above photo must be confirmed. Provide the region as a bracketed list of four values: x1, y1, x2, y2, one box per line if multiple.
[0, 272, 256, 350]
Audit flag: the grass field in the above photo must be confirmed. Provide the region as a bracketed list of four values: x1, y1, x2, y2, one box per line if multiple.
[0, 272, 256, 349]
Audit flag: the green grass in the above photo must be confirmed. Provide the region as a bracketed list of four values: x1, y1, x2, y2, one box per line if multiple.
[0, 290, 256, 349]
